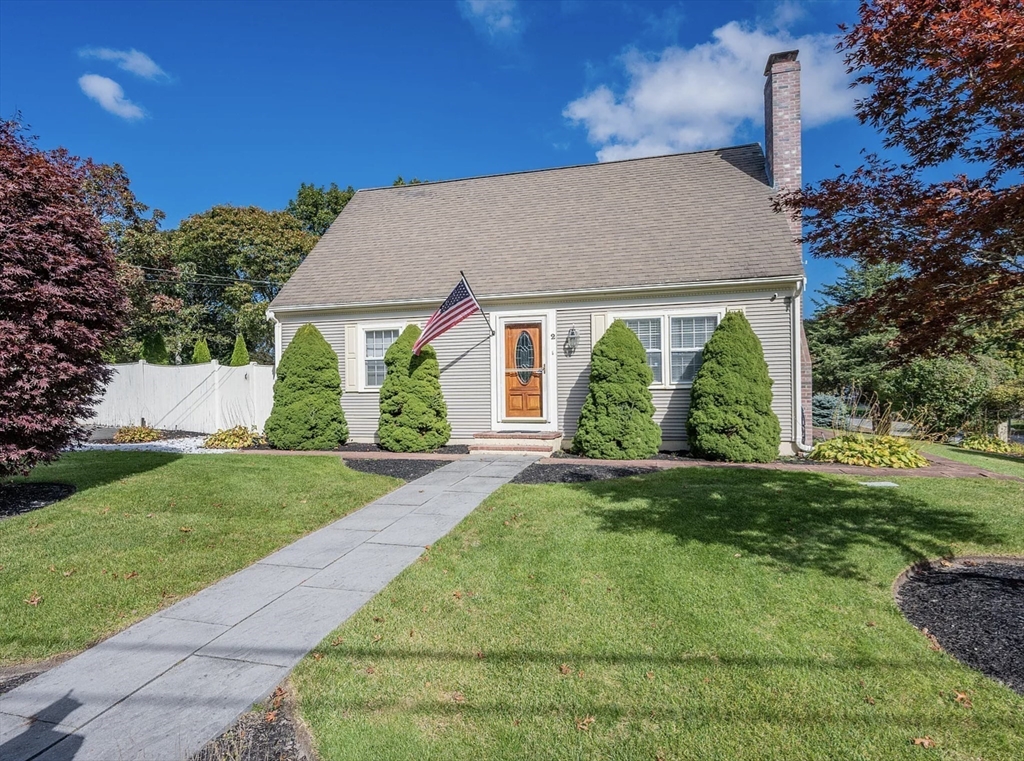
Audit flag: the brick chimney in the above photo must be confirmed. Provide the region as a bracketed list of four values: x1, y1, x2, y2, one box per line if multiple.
[764, 50, 801, 238]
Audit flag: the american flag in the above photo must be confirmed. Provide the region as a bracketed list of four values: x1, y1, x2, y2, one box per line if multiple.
[413, 277, 481, 355]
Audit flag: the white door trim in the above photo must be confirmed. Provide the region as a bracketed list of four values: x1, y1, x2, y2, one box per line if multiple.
[489, 308, 559, 432]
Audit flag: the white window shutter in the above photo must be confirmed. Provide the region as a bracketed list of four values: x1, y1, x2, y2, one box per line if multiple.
[344, 324, 358, 392]
[590, 312, 609, 345]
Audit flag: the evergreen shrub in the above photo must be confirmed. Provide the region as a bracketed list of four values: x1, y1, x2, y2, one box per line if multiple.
[378, 325, 451, 452]
[572, 319, 661, 459]
[687, 311, 780, 462]
[228, 334, 250, 366]
[142, 333, 169, 364]
[812, 393, 849, 429]
[264, 324, 348, 450]
[191, 338, 211, 364]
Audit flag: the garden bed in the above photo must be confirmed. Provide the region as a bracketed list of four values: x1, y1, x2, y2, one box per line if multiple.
[0, 483, 76, 520]
[896, 557, 1024, 695]
[342, 458, 451, 481]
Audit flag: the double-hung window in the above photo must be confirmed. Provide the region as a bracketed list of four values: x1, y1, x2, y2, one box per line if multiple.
[623, 318, 663, 384]
[670, 316, 718, 383]
[364, 328, 400, 388]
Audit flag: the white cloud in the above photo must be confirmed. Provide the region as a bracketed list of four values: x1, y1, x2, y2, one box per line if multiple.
[459, 0, 523, 39]
[78, 75, 145, 120]
[564, 17, 854, 161]
[79, 47, 169, 80]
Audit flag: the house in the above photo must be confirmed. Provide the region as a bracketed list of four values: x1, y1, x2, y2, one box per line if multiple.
[268, 51, 812, 455]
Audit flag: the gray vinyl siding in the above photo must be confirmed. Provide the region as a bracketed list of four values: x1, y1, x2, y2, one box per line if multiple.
[556, 292, 795, 447]
[279, 312, 492, 442]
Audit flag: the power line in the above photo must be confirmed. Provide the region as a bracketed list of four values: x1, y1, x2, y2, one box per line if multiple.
[130, 265, 283, 287]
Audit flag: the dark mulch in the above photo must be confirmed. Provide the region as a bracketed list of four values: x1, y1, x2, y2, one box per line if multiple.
[339, 442, 470, 455]
[192, 685, 311, 761]
[550, 449, 689, 461]
[342, 458, 450, 481]
[0, 670, 43, 695]
[512, 463, 659, 484]
[896, 559, 1024, 695]
[0, 482, 76, 519]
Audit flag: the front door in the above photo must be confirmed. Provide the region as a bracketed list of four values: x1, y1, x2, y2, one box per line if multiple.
[504, 322, 543, 418]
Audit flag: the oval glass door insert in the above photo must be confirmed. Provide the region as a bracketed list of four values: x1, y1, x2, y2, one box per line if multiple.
[515, 331, 535, 385]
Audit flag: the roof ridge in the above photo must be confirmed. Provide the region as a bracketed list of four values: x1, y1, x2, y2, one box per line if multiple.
[356, 143, 763, 194]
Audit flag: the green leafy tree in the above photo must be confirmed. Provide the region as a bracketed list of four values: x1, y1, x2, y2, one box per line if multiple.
[687, 312, 780, 463]
[142, 333, 169, 364]
[191, 338, 211, 364]
[228, 334, 250, 366]
[174, 205, 318, 363]
[264, 324, 347, 450]
[378, 325, 451, 452]
[286, 182, 354, 237]
[572, 320, 661, 459]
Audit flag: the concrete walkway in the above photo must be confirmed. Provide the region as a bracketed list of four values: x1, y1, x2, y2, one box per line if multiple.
[0, 455, 536, 761]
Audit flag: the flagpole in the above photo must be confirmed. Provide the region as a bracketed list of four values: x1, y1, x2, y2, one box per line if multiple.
[460, 270, 495, 337]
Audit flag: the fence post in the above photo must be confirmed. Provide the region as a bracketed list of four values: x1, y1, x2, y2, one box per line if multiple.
[212, 360, 222, 431]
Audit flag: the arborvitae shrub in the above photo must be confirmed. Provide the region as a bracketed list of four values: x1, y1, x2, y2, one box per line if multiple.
[378, 325, 451, 452]
[228, 334, 250, 366]
[191, 338, 211, 364]
[687, 311, 780, 462]
[142, 333, 169, 364]
[572, 320, 661, 459]
[264, 323, 347, 450]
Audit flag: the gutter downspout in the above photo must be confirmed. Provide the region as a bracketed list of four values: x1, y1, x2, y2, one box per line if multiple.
[793, 278, 813, 453]
[267, 309, 282, 370]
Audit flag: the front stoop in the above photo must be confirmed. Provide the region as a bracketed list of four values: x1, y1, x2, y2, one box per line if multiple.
[470, 431, 563, 457]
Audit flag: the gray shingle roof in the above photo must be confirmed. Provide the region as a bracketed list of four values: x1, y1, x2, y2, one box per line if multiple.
[270, 144, 802, 311]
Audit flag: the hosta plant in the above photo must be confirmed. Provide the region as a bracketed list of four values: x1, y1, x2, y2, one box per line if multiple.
[203, 426, 265, 449]
[959, 434, 1024, 457]
[113, 425, 161, 444]
[809, 434, 928, 469]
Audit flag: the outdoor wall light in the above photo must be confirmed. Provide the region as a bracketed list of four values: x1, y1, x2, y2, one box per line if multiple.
[565, 326, 579, 357]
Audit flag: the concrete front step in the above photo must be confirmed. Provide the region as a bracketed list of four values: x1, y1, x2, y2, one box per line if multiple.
[470, 431, 564, 457]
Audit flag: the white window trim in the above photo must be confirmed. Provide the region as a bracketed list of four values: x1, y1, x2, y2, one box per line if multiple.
[611, 307, 725, 388]
[357, 321, 407, 393]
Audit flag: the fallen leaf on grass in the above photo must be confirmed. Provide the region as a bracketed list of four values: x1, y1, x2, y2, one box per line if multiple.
[559, 664, 572, 675]
[330, 636, 344, 647]
[49, 565, 56, 573]
[373, 616, 384, 623]
[62, 569, 75, 577]
[450, 691, 465, 703]
[124, 571, 139, 580]
[921, 628, 942, 651]
[24, 592, 42, 606]
[365, 666, 376, 674]
[577, 670, 585, 679]
[313, 652, 323, 661]
[953, 691, 972, 708]
[453, 590, 463, 600]
[865, 696, 876, 705]
[179, 526, 193, 533]
[373, 634, 382, 643]
[912, 736, 936, 748]
[866, 621, 876, 627]
[575, 715, 595, 732]
[646, 672, 655, 680]
[475, 651, 485, 659]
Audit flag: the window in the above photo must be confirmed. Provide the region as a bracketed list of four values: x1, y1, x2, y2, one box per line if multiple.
[623, 318, 663, 383]
[670, 316, 718, 383]
[364, 328, 400, 388]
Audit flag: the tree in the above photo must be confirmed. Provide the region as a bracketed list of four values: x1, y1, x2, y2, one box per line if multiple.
[572, 320, 661, 459]
[378, 325, 451, 452]
[687, 312, 780, 463]
[392, 176, 428, 186]
[191, 338, 211, 364]
[804, 262, 899, 394]
[264, 324, 347, 450]
[142, 333, 170, 364]
[778, 0, 1023, 357]
[228, 334, 250, 366]
[0, 119, 127, 477]
[174, 205, 318, 363]
[286, 181, 354, 236]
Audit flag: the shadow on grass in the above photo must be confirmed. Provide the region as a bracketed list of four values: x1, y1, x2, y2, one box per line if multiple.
[15, 451, 182, 493]
[571, 469, 1001, 580]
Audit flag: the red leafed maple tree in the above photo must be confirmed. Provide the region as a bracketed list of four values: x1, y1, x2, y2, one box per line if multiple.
[0, 119, 127, 477]
[779, 0, 1023, 356]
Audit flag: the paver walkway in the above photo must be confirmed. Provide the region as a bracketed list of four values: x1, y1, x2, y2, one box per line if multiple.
[0, 455, 536, 761]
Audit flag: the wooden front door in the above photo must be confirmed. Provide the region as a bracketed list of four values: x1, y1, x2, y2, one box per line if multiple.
[504, 322, 543, 418]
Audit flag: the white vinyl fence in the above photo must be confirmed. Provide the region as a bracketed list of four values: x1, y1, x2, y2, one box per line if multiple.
[90, 361, 275, 433]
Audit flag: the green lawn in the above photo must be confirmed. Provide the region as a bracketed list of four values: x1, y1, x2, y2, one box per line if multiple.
[919, 441, 1024, 480]
[0, 451, 398, 665]
[293, 468, 1024, 761]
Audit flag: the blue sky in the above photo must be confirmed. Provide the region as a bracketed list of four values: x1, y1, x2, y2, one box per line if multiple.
[1, 0, 874, 309]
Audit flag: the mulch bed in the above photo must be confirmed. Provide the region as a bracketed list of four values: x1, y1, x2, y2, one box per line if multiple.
[192, 684, 312, 761]
[896, 558, 1024, 695]
[0, 483, 76, 520]
[342, 458, 451, 481]
[513, 463, 659, 484]
[550, 449, 689, 461]
[90, 429, 207, 444]
[339, 442, 470, 455]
